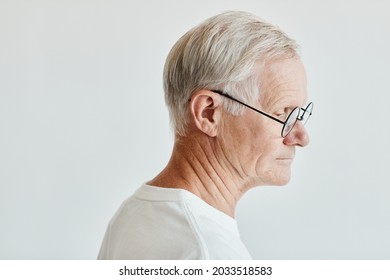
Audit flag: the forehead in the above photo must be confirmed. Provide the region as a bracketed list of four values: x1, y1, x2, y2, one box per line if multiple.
[259, 58, 307, 109]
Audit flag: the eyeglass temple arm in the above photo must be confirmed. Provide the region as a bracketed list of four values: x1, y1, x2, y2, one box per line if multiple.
[211, 90, 285, 125]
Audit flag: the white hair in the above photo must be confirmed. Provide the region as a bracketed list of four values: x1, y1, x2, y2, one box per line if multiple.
[163, 11, 299, 136]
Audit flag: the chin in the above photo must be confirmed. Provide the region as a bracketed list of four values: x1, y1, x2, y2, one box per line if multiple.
[267, 173, 291, 186]
[274, 179, 290, 186]
[251, 174, 291, 187]
[254, 164, 292, 186]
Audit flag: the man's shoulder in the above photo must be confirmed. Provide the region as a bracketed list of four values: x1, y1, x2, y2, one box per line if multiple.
[98, 184, 251, 259]
[99, 186, 208, 259]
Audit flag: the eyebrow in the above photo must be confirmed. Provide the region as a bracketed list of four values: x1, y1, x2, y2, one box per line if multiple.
[263, 98, 300, 113]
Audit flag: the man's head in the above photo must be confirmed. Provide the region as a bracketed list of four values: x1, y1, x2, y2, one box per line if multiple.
[163, 11, 299, 136]
[163, 11, 311, 187]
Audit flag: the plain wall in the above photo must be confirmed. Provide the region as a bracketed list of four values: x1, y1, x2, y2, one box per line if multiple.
[1, 0, 389, 259]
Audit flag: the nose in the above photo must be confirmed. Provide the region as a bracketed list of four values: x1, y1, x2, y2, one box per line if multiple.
[283, 121, 310, 147]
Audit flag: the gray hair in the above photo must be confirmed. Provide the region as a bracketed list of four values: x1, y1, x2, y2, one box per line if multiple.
[163, 11, 299, 136]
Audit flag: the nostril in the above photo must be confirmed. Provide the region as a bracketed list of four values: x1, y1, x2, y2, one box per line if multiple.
[282, 121, 310, 147]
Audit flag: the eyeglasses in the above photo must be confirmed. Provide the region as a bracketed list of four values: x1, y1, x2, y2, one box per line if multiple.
[211, 90, 313, 137]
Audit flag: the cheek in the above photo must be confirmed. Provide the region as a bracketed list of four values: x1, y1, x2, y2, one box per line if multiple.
[222, 115, 256, 150]
[240, 135, 275, 173]
[221, 113, 281, 171]
[253, 141, 275, 167]
[240, 129, 269, 160]
[254, 141, 291, 182]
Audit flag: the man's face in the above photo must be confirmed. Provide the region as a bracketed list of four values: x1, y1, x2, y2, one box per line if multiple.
[219, 58, 309, 187]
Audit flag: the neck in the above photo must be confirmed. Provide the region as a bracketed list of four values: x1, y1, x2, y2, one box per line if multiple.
[148, 132, 251, 218]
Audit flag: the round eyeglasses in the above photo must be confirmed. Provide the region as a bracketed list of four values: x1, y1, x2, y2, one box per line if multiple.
[211, 90, 313, 137]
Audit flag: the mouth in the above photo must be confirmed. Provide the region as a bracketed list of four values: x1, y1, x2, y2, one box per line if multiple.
[276, 158, 294, 163]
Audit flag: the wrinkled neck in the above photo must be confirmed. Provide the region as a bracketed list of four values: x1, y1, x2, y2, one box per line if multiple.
[148, 133, 251, 218]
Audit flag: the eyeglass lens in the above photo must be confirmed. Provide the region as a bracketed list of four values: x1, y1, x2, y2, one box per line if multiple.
[282, 102, 313, 137]
[282, 107, 300, 137]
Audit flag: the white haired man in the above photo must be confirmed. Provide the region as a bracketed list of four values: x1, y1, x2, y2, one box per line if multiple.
[98, 11, 313, 260]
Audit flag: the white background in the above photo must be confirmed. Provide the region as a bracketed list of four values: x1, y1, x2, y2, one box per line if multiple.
[1, 0, 389, 259]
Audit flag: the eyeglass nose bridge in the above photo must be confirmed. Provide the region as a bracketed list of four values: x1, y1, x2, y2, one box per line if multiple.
[297, 102, 313, 124]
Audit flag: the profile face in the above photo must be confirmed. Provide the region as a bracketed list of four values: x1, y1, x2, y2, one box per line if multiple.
[219, 57, 310, 187]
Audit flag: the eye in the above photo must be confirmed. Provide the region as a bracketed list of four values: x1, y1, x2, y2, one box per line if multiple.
[274, 107, 295, 119]
[274, 110, 287, 118]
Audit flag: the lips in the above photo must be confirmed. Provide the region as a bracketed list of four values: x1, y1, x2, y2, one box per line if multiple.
[277, 151, 295, 161]
[276, 157, 294, 163]
[277, 160, 293, 163]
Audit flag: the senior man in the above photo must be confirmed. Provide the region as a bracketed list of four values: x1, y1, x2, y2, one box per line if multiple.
[98, 11, 313, 259]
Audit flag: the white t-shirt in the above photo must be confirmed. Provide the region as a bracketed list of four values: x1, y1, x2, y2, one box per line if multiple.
[98, 184, 252, 259]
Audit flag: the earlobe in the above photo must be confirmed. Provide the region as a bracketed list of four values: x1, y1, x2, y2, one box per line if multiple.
[190, 90, 221, 137]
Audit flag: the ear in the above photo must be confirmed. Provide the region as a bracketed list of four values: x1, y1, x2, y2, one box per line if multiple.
[189, 90, 222, 137]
